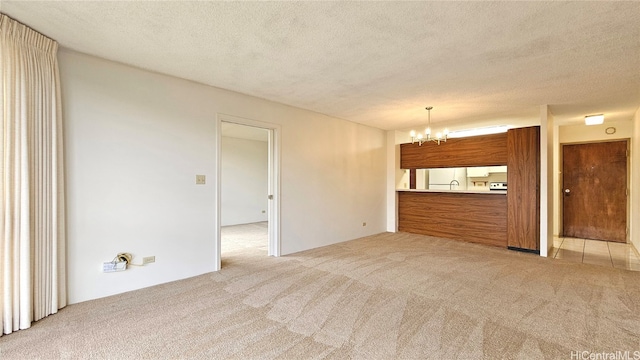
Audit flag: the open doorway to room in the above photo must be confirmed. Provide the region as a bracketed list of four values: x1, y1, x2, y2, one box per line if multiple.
[215, 115, 281, 270]
[220, 122, 269, 257]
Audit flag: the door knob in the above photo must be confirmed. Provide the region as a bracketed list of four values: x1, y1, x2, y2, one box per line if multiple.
[564, 189, 571, 194]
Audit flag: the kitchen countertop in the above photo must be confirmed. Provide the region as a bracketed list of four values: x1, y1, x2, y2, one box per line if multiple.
[397, 189, 507, 195]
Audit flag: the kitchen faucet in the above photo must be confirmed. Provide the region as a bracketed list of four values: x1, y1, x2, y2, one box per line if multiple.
[449, 179, 460, 190]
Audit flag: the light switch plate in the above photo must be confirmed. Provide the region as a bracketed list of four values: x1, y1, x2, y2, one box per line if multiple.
[196, 175, 206, 185]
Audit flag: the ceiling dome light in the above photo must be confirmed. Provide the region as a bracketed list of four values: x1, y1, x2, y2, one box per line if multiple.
[585, 114, 604, 125]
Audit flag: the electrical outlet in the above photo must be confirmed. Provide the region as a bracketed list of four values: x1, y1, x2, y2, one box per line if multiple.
[196, 175, 206, 185]
[103, 261, 126, 272]
[142, 256, 155, 265]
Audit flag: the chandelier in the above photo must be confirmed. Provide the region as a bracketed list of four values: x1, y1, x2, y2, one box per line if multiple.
[409, 106, 448, 145]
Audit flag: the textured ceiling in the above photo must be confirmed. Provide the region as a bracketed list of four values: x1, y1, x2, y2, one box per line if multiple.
[1, 1, 639, 130]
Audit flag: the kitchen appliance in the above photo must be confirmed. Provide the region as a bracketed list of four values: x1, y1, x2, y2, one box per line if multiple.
[429, 167, 467, 190]
[489, 182, 507, 191]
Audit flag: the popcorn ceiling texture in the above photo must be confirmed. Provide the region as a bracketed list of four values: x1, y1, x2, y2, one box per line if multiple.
[1, 1, 639, 129]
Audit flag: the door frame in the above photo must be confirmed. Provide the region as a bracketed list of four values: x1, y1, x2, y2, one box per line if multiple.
[559, 139, 630, 242]
[214, 113, 281, 271]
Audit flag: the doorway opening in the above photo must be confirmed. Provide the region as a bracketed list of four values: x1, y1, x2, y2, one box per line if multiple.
[221, 122, 269, 258]
[215, 114, 280, 271]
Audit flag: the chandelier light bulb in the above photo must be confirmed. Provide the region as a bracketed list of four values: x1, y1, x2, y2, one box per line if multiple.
[408, 106, 446, 146]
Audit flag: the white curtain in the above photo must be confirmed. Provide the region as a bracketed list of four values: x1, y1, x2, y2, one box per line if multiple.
[0, 14, 66, 335]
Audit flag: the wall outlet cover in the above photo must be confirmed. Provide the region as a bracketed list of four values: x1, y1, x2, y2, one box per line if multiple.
[103, 261, 126, 272]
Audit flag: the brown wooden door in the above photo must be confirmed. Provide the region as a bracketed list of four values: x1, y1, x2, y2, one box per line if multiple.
[562, 141, 627, 242]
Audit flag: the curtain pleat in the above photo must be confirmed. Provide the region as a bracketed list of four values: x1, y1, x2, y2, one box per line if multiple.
[0, 13, 66, 335]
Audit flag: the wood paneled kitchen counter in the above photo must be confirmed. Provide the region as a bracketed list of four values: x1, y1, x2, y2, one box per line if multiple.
[398, 190, 507, 247]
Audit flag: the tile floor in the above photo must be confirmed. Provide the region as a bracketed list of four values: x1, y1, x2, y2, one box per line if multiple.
[551, 237, 640, 271]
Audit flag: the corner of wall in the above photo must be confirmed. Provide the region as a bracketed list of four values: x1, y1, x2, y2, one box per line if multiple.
[539, 105, 554, 257]
[631, 106, 640, 252]
[386, 130, 400, 232]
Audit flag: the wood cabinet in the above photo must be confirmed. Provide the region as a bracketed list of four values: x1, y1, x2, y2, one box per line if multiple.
[397, 127, 540, 253]
[400, 132, 507, 169]
[507, 126, 540, 252]
[398, 191, 507, 247]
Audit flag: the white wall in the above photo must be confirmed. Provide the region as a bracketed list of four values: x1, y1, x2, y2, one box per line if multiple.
[221, 136, 268, 226]
[60, 49, 386, 304]
[552, 119, 561, 237]
[632, 108, 640, 252]
[558, 120, 633, 143]
[540, 105, 553, 257]
[385, 131, 402, 232]
[386, 130, 415, 232]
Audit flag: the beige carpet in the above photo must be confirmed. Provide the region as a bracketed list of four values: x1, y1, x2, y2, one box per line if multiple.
[1, 230, 639, 359]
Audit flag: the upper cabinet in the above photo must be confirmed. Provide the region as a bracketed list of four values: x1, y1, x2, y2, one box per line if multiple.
[489, 165, 507, 173]
[400, 132, 508, 169]
[467, 167, 489, 177]
[466, 166, 508, 178]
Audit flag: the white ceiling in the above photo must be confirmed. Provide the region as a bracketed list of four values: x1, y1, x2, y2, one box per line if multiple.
[1, 1, 639, 131]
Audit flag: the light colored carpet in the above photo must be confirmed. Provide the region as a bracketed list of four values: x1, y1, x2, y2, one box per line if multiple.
[1, 229, 639, 359]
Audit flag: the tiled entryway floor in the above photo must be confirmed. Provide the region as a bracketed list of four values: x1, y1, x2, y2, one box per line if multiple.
[551, 237, 640, 271]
